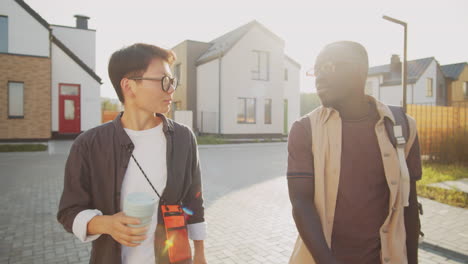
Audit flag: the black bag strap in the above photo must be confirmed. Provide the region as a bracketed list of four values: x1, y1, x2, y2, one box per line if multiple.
[387, 106, 425, 237]
[386, 105, 410, 148]
[131, 154, 166, 204]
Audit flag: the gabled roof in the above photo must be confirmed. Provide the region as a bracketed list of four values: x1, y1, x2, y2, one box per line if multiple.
[441, 62, 467, 80]
[285, 55, 301, 69]
[13, 0, 101, 84]
[368, 57, 434, 86]
[14, 0, 50, 30]
[52, 36, 101, 83]
[196, 20, 285, 65]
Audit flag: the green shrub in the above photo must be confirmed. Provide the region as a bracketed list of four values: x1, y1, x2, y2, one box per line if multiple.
[0, 144, 47, 152]
[417, 185, 468, 208]
[196, 135, 226, 145]
[418, 163, 468, 208]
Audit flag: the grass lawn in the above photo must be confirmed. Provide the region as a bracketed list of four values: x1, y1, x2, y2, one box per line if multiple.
[196, 135, 228, 145]
[418, 163, 468, 208]
[196, 135, 286, 145]
[0, 144, 47, 152]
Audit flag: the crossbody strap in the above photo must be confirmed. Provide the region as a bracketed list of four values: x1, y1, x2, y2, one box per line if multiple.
[130, 154, 166, 204]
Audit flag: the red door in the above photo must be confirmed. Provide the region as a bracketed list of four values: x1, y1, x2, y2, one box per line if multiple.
[59, 83, 81, 134]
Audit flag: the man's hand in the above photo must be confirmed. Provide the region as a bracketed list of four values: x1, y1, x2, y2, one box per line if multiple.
[88, 212, 149, 247]
[193, 240, 207, 264]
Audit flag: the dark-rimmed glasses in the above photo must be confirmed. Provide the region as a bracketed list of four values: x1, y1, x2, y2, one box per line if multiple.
[313, 61, 356, 77]
[128, 75, 178, 92]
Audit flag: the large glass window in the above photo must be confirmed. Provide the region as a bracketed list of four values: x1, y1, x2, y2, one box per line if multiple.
[426, 78, 433, 97]
[0, 16, 7, 52]
[265, 99, 272, 124]
[251, 51, 269, 81]
[8, 82, 24, 118]
[237, 98, 256, 124]
[174, 63, 181, 83]
[0, 15, 8, 52]
[464, 82, 468, 99]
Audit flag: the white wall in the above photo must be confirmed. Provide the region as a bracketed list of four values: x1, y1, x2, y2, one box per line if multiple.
[51, 25, 96, 70]
[379, 84, 404, 106]
[366, 76, 381, 100]
[0, 0, 49, 56]
[174, 111, 193, 130]
[218, 26, 285, 135]
[370, 59, 443, 106]
[196, 59, 219, 133]
[51, 43, 100, 132]
[411, 60, 438, 105]
[284, 58, 300, 133]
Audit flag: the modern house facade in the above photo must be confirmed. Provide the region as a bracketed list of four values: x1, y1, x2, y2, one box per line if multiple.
[171, 20, 300, 137]
[367, 55, 446, 106]
[0, 0, 101, 141]
[442, 62, 468, 106]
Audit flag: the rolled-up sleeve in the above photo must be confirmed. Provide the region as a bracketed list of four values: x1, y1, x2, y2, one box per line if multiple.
[72, 209, 103, 242]
[287, 119, 314, 179]
[188, 222, 207, 241]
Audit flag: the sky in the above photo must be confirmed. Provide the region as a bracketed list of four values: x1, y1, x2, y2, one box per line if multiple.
[24, 0, 468, 98]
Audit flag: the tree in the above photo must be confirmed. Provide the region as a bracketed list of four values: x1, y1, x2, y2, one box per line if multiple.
[101, 98, 121, 111]
[300, 93, 321, 116]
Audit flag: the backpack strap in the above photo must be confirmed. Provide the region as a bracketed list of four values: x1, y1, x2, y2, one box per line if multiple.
[386, 105, 411, 207]
[386, 106, 409, 147]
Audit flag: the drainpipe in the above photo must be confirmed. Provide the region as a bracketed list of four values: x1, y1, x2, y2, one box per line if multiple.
[217, 44, 226, 135]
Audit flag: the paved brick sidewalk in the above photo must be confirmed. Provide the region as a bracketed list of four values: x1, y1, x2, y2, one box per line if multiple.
[1, 143, 467, 263]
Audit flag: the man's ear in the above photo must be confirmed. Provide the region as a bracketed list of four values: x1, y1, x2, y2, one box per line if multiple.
[121, 78, 135, 100]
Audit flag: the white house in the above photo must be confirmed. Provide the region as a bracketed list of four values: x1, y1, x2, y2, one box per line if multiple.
[367, 55, 447, 106]
[0, 0, 101, 141]
[171, 20, 301, 137]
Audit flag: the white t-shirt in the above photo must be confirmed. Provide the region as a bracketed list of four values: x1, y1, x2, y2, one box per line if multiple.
[71, 123, 206, 264]
[120, 124, 167, 264]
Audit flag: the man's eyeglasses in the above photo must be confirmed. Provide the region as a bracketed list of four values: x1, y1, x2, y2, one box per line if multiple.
[313, 61, 355, 77]
[128, 75, 178, 92]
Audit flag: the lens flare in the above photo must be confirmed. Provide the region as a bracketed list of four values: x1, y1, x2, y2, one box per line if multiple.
[182, 207, 194, 216]
[165, 239, 174, 248]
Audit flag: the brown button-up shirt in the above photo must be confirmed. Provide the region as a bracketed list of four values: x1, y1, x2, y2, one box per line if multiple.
[57, 113, 205, 264]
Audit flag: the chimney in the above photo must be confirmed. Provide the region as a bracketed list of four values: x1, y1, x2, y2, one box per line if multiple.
[74, 15, 90, 30]
[390, 54, 401, 73]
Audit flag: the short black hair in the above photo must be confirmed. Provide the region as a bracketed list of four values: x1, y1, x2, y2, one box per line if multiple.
[108, 43, 176, 103]
[322, 41, 369, 71]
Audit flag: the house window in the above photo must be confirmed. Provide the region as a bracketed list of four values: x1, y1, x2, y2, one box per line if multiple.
[265, 99, 272, 124]
[464, 82, 468, 99]
[237, 98, 256, 124]
[284, 69, 288, 81]
[426, 78, 433, 97]
[365, 81, 373, 96]
[8, 82, 24, 118]
[0, 16, 7, 52]
[174, 63, 181, 83]
[252, 51, 269, 81]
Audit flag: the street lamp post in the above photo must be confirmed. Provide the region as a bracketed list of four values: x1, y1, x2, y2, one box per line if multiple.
[383, 15, 408, 112]
[217, 43, 226, 134]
